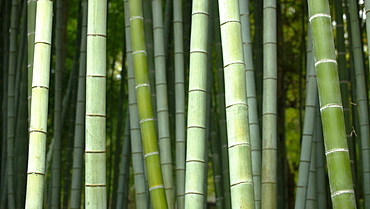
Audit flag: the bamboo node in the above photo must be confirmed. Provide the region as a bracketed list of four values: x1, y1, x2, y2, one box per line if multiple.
[135, 83, 150, 89]
[140, 117, 155, 123]
[314, 59, 337, 67]
[129, 16, 144, 21]
[320, 103, 342, 111]
[309, 13, 331, 22]
[331, 189, 354, 198]
[144, 151, 159, 158]
[325, 148, 348, 156]
[149, 184, 164, 191]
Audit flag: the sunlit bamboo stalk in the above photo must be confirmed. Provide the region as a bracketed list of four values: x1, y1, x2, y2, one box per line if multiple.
[184, 0, 210, 208]
[25, 1, 53, 208]
[85, 0, 107, 207]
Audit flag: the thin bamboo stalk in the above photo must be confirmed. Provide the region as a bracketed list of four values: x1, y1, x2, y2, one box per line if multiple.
[116, 113, 131, 209]
[27, 0, 36, 117]
[152, 0, 175, 207]
[70, 1, 87, 207]
[6, 0, 20, 207]
[25, 1, 53, 208]
[239, 0, 262, 208]
[173, 0, 186, 208]
[294, 26, 318, 208]
[213, 5, 231, 208]
[124, 0, 149, 207]
[51, 0, 64, 207]
[128, 0, 168, 207]
[261, 0, 278, 208]
[347, 1, 370, 206]
[307, 0, 356, 207]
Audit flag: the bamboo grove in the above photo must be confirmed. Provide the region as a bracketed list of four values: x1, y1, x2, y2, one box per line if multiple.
[2, 0, 370, 208]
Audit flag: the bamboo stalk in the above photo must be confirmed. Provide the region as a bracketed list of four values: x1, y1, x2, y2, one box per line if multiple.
[85, 0, 107, 207]
[25, 1, 53, 208]
[307, 0, 356, 207]
[129, 0, 168, 207]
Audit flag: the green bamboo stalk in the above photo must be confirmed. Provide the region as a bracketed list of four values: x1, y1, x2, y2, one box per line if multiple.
[152, 1, 175, 207]
[305, 138, 317, 208]
[213, 5, 231, 208]
[62, 2, 83, 207]
[173, 0, 186, 208]
[253, 0, 263, 116]
[334, 0, 358, 203]
[25, 1, 53, 208]
[305, 132, 317, 208]
[15, 51, 28, 209]
[51, 0, 64, 207]
[294, 26, 318, 208]
[7, 0, 20, 207]
[348, 1, 370, 206]
[1, 2, 11, 207]
[261, 0, 277, 208]
[27, 0, 37, 117]
[125, 1, 150, 208]
[143, 0, 157, 120]
[124, 0, 149, 207]
[238, 0, 261, 208]
[307, 0, 356, 207]
[128, 0, 168, 208]
[315, 106, 328, 209]
[218, 0, 255, 208]
[14, 5, 28, 208]
[184, 1, 209, 208]
[116, 113, 131, 209]
[70, 1, 87, 208]
[85, 0, 107, 207]
[210, 112, 224, 209]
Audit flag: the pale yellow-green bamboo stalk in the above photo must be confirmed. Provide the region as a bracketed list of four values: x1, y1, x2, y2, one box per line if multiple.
[25, 1, 53, 208]
[184, 0, 210, 208]
[85, 0, 107, 207]
[218, 0, 255, 208]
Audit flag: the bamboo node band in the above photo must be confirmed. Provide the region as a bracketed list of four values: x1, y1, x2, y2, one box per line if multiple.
[135, 83, 150, 89]
[144, 151, 159, 158]
[228, 142, 250, 149]
[132, 50, 147, 55]
[140, 118, 154, 123]
[320, 103, 342, 111]
[325, 148, 348, 156]
[314, 59, 337, 67]
[149, 185, 164, 191]
[309, 13, 331, 22]
[130, 16, 144, 21]
[331, 189, 354, 198]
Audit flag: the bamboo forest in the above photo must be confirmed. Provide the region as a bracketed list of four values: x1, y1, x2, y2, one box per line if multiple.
[2, 0, 370, 208]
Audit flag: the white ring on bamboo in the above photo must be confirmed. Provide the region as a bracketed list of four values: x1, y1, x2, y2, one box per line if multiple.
[325, 148, 348, 156]
[130, 16, 144, 21]
[140, 118, 155, 123]
[314, 59, 337, 67]
[135, 83, 150, 89]
[132, 50, 147, 55]
[144, 151, 159, 158]
[149, 185, 165, 191]
[331, 189, 354, 197]
[320, 103, 342, 111]
[309, 13, 331, 22]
